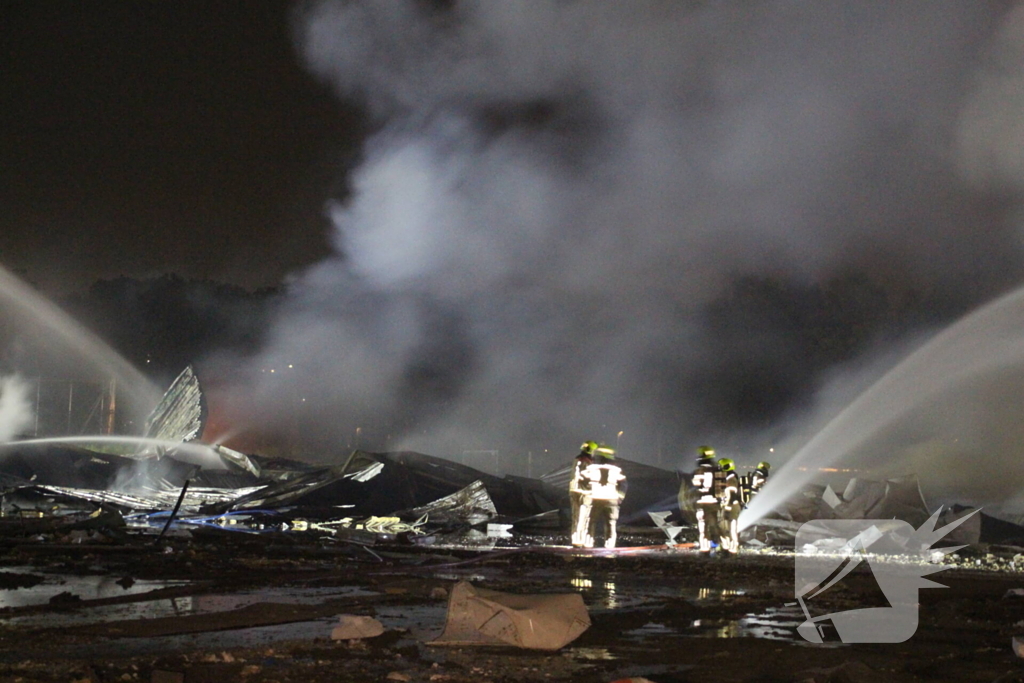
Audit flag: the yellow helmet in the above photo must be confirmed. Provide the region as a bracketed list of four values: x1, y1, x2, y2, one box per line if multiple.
[580, 440, 598, 455]
[756, 461, 771, 471]
[697, 445, 715, 458]
[718, 457, 735, 472]
[594, 444, 616, 459]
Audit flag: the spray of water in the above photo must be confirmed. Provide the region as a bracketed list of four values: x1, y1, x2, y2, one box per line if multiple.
[741, 284, 1024, 529]
[0, 265, 162, 419]
[0, 375, 34, 443]
[4, 436, 230, 470]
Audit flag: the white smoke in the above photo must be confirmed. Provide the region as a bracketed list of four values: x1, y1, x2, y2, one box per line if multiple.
[0, 375, 34, 443]
[212, 1, 1024, 473]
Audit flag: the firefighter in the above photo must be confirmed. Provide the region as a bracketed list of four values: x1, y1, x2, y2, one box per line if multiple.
[751, 461, 770, 495]
[691, 445, 719, 553]
[582, 444, 626, 548]
[570, 440, 597, 547]
[741, 461, 770, 505]
[717, 458, 742, 554]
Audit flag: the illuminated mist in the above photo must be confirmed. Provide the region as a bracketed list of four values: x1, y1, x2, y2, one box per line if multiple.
[0, 265, 162, 421]
[0, 375, 33, 443]
[743, 285, 1024, 528]
[209, 1, 1024, 478]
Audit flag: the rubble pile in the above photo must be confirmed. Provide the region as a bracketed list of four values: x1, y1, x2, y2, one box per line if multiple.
[1, 370, 1024, 681]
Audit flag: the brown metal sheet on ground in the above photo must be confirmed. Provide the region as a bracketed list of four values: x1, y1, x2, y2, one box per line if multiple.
[428, 580, 590, 650]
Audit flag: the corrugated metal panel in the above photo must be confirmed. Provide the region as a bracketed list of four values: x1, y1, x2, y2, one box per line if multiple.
[143, 365, 206, 445]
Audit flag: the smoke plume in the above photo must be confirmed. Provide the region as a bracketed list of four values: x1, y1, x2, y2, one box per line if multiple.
[0, 375, 34, 443]
[210, 1, 1024, 475]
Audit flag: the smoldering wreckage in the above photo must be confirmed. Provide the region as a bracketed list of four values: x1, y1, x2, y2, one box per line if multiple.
[2, 370, 1024, 682]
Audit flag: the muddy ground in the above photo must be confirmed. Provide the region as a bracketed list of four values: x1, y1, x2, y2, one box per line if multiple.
[0, 526, 1023, 683]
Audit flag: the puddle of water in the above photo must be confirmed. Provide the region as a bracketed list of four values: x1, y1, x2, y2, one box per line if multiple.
[2, 584, 380, 628]
[0, 582, 420, 664]
[737, 605, 806, 640]
[373, 602, 448, 641]
[566, 571, 748, 612]
[567, 646, 618, 661]
[688, 604, 808, 642]
[621, 622, 676, 638]
[0, 569, 191, 609]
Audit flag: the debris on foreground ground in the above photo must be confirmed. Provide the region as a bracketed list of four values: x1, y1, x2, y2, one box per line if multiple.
[330, 614, 385, 641]
[2, 369, 1024, 680]
[429, 580, 590, 650]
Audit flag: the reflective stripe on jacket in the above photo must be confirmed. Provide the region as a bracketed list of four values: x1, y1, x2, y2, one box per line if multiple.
[569, 457, 592, 495]
[581, 463, 626, 502]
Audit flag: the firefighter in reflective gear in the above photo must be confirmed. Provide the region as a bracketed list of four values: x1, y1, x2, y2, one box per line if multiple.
[691, 446, 720, 552]
[717, 458, 742, 553]
[581, 444, 626, 548]
[741, 461, 770, 505]
[570, 441, 597, 547]
[751, 461, 770, 494]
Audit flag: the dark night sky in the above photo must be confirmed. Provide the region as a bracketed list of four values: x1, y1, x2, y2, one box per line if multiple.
[1, 0, 362, 292]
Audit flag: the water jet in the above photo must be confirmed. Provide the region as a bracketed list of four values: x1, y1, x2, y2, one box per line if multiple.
[742, 285, 1024, 529]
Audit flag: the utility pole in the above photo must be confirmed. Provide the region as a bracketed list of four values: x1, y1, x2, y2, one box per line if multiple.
[105, 377, 117, 435]
[34, 379, 40, 436]
[66, 381, 74, 435]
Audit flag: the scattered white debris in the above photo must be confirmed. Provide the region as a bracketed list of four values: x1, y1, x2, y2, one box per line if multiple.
[330, 615, 385, 641]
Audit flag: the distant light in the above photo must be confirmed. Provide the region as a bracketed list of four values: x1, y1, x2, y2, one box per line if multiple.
[301, 398, 306, 402]
[270, 369, 275, 373]
[769, 448, 774, 453]
[288, 364, 294, 369]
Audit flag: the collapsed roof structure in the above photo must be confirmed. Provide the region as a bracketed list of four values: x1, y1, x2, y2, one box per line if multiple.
[3, 365, 1024, 550]
[743, 474, 1024, 548]
[0, 367, 575, 540]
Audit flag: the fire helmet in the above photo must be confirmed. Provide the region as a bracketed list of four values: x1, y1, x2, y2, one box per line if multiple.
[756, 461, 771, 472]
[580, 440, 598, 455]
[697, 445, 715, 459]
[594, 444, 616, 459]
[718, 457, 735, 472]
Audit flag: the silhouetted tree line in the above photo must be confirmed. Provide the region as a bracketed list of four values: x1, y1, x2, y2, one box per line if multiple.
[59, 274, 280, 384]
[680, 271, 969, 431]
[1, 270, 966, 439]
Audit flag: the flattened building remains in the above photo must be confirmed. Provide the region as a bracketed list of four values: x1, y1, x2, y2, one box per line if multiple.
[1, 368, 1023, 682]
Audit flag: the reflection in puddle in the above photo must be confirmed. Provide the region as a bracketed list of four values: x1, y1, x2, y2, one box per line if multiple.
[697, 587, 744, 601]
[1, 584, 379, 629]
[622, 622, 676, 638]
[564, 570, 803, 644]
[690, 604, 806, 641]
[569, 647, 617, 660]
[569, 571, 747, 612]
[0, 570, 191, 609]
[737, 605, 805, 640]
[573, 577, 625, 610]
[433, 574, 488, 583]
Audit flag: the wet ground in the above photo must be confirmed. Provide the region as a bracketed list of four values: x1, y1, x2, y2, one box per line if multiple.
[1, 528, 1023, 683]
